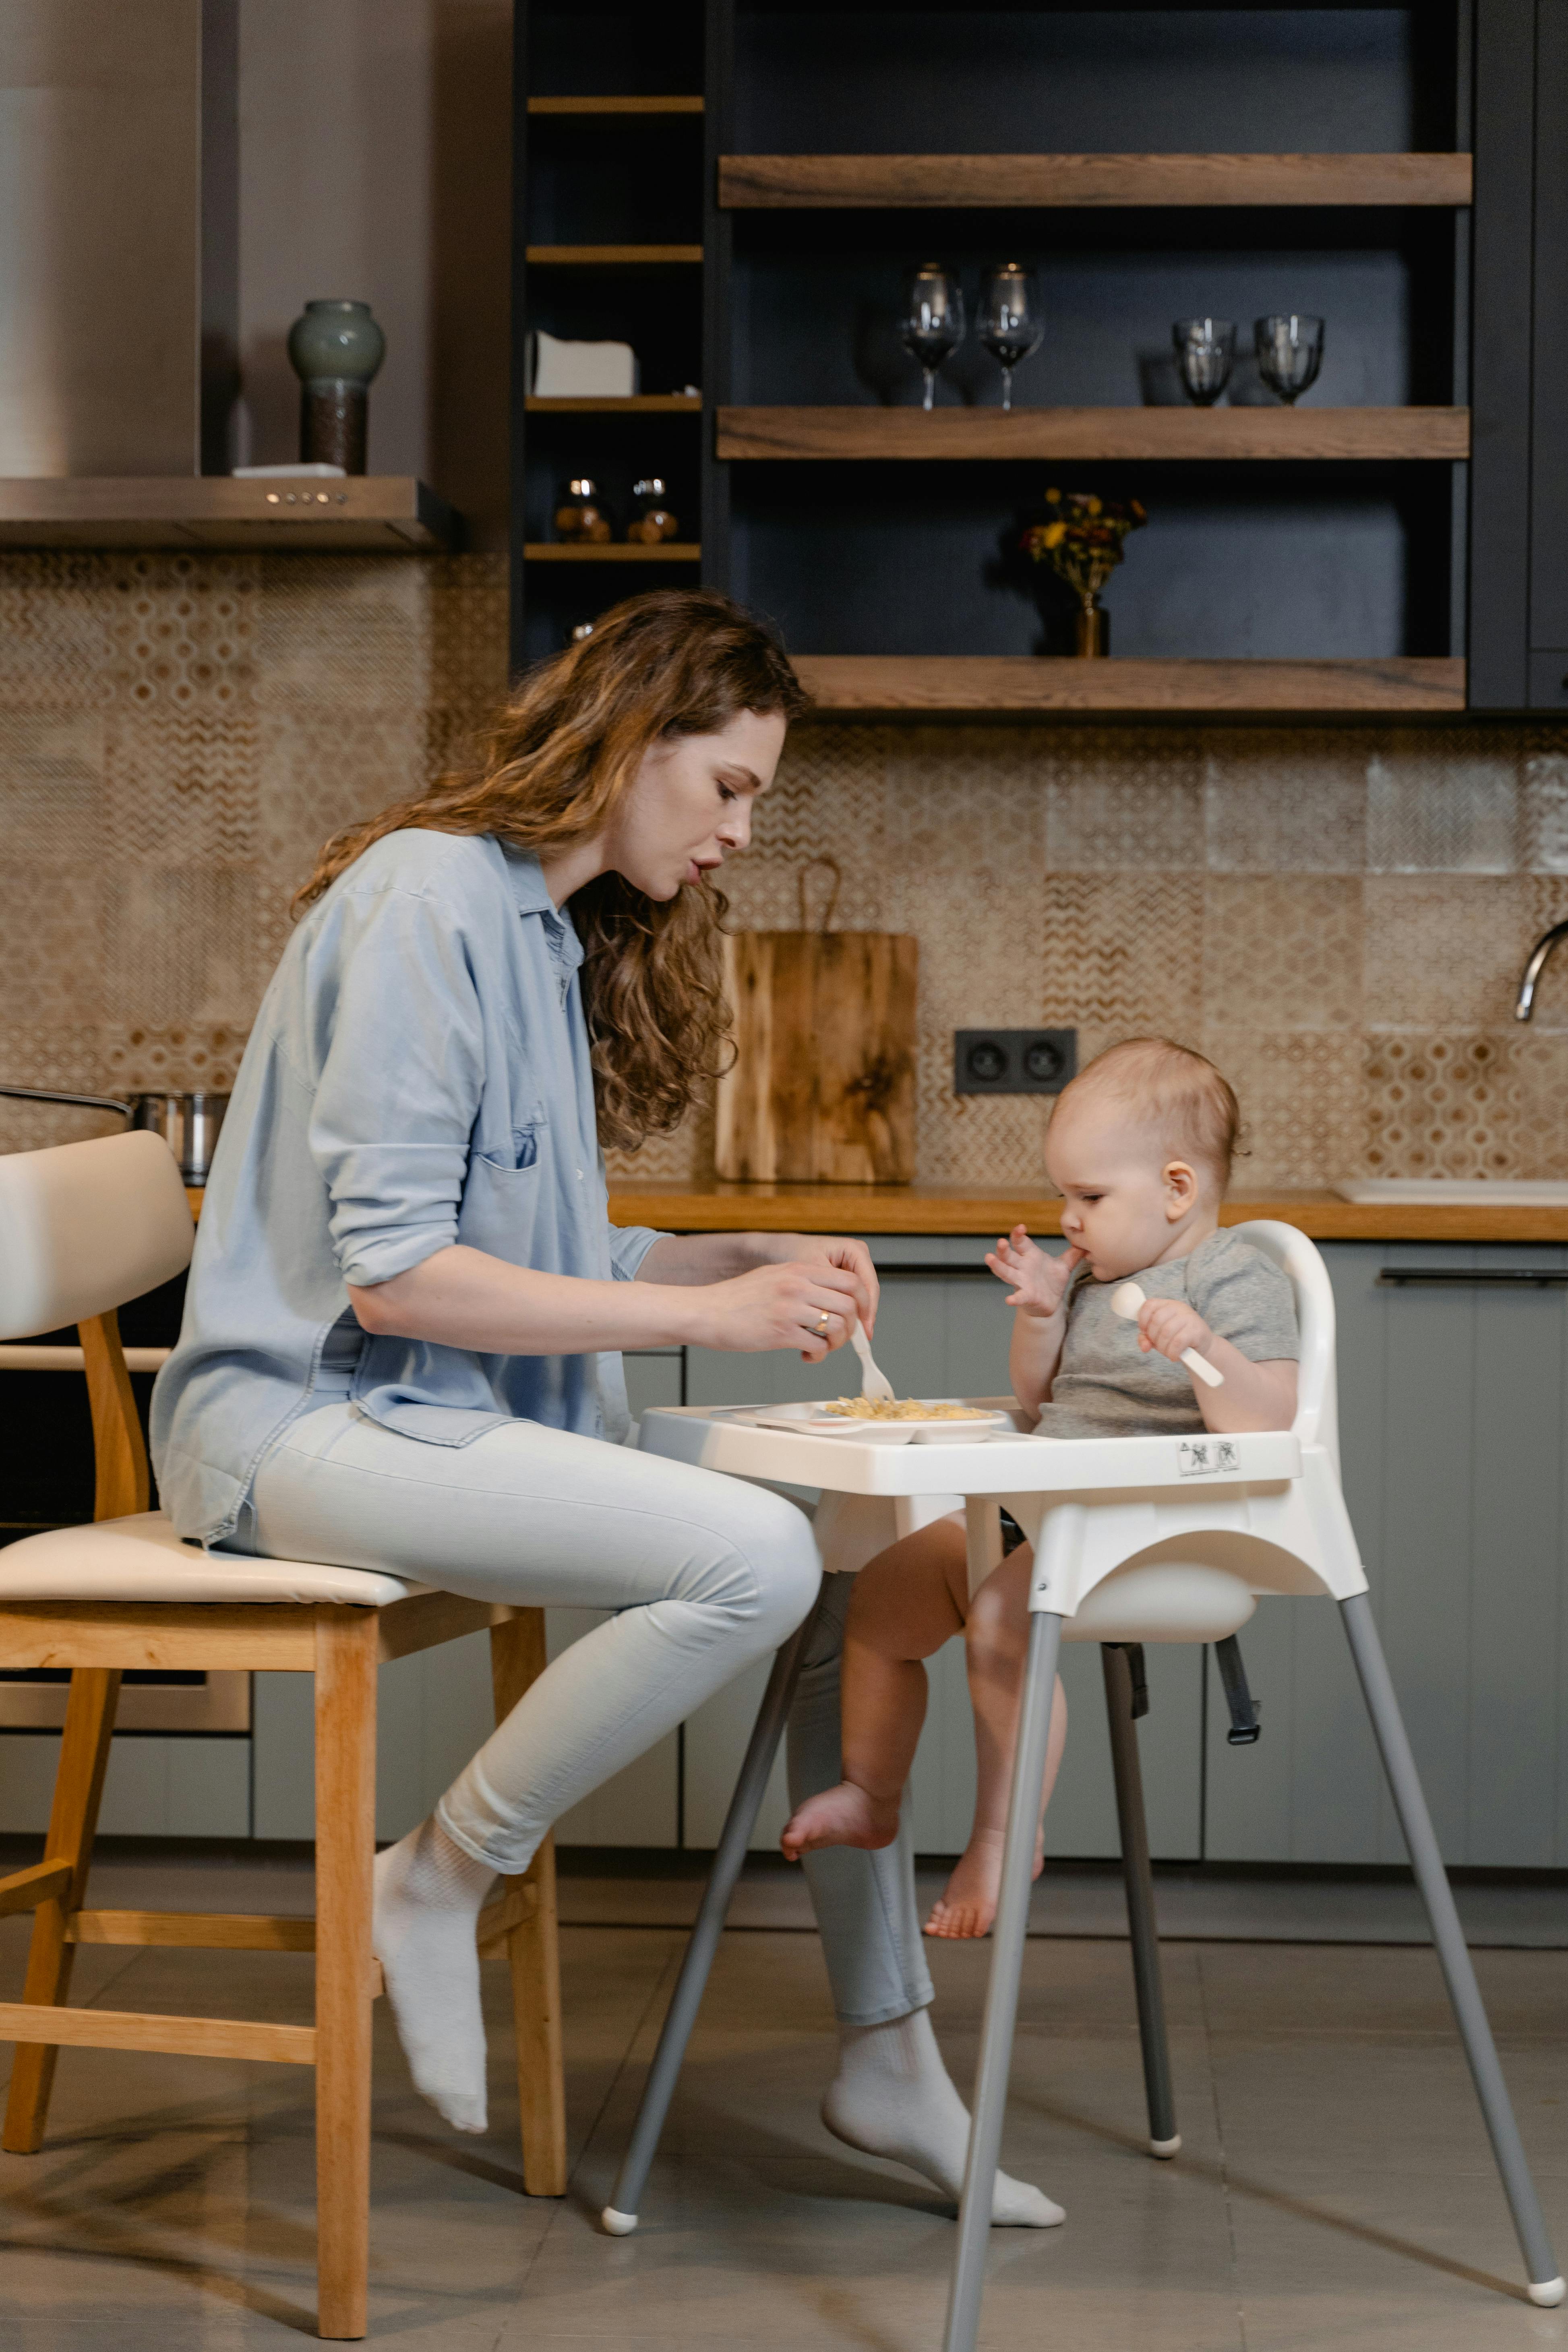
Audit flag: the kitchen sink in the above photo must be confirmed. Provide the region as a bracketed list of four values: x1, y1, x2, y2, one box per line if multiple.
[1333, 1179, 1568, 1206]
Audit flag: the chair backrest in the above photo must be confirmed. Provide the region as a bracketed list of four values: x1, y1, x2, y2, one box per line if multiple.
[0, 1131, 194, 1343]
[1227, 1218, 1339, 1476]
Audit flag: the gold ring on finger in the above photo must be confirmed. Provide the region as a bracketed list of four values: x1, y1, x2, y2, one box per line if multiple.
[813, 1312, 831, 1337]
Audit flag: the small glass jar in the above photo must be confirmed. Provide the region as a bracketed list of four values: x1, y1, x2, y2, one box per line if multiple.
[625, 477, 679, 543]
[554, 478, 612, 543]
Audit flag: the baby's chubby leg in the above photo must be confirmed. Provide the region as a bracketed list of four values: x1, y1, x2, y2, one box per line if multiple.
[781, 1519, 968, 1862]
[925, 1548, 1068, 1940]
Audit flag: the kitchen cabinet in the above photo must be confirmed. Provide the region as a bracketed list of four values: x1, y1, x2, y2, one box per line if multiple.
[1207, 1239, 1568, 1866]
[0, 1733, 249, 1839]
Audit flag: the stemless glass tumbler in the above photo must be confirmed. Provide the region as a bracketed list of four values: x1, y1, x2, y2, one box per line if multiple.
[900, 263, 965, 410]
[980, 264, 1044, 411]
[1256, 314, 1325, 403]
[1172, 317, 1235, 405]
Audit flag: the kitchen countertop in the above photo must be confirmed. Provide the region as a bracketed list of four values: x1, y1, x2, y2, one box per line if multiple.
[183, 1181, 1568, 1244]
[606, 1180, 1568, 1245]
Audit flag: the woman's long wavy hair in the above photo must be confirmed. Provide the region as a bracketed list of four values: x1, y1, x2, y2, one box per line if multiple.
[294, 589, 809, 1150]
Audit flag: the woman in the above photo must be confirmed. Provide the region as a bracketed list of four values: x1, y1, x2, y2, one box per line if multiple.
[151, 589, 1055, 2225]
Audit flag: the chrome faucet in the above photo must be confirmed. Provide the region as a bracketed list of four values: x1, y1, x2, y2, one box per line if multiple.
[1515, 918, 1568, 1020]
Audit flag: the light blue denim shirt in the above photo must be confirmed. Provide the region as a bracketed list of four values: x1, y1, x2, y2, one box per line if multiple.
[151, 831, 663, 1545]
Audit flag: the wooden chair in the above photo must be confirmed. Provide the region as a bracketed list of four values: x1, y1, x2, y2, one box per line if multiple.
[0, 1129, 567, 2339]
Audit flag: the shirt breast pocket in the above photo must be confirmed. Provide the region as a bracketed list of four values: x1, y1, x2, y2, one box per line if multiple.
[460, 1121, 550, 1267]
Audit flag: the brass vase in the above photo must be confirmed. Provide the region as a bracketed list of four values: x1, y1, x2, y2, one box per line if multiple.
[1074, 596, 1109, 657]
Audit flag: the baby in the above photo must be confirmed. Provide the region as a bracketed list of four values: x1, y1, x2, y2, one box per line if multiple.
[781, 1036, 1299, 1936]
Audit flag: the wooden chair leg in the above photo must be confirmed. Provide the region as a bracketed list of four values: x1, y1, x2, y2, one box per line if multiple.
[314, 1610, 378, 2341]
[3, 1666, 121, 2153]
[490, 1611, 567, 2197]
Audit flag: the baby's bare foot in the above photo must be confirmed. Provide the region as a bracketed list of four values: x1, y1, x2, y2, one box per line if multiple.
[924, 1828, 1045, 1939]
[781, 1781, 901, 1862]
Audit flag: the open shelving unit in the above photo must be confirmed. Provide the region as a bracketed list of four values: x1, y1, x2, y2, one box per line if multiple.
[511, 4, 709, 664]
[513, 3, 1568, 714]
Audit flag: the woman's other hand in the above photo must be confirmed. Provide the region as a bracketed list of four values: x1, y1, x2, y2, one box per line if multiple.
[692, 1259, 871, 1361]
[750, 1231, 879, 1337]
[985, 1227, 1084, 1319]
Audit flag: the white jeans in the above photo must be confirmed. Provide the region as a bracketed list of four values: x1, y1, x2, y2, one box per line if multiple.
[245, 1396, 821, 1873]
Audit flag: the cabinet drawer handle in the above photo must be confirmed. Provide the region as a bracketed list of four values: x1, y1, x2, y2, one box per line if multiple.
[1376, 1269, 1568, 1287]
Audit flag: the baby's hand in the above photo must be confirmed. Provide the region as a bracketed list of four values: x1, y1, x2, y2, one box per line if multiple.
[1137, 1297, 1215, 1376]
[985, 1227, 1086, 1318]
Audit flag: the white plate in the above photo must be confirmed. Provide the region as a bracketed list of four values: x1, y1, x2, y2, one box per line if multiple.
[725, 1400, 1014, 1445]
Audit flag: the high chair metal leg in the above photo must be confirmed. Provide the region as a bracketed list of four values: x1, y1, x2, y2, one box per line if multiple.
[602, 1589, 827, 2236]
[1340, 1594, 1565, 2309]
[943, 1609, 1064, 2352]
[1102, 1645, 1179, 2158]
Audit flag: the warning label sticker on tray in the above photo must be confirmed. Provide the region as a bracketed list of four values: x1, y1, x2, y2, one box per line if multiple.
[1178, 1438, 1242, 1478]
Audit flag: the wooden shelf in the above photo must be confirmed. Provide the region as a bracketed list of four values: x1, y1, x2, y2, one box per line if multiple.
[790, 656, 1466, 715]
[528, 96, 703, 115]
[717, 406, 1469, 461]
[720, 151, 1473, 210]
[525, 395, 703, 412]
[525, 244, 703, 265]
[0, 477, 458, 552]
[523, 542, 702, 562]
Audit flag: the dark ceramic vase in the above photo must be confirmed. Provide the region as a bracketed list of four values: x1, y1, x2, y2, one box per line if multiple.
[287, 300, 386, 474]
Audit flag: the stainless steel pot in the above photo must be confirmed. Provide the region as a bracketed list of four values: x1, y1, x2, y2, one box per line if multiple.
[0, 1086, 229, 1184]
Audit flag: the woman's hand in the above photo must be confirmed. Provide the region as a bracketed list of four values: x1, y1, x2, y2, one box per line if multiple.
[635, 1231, 878, 1336]
[748, 1231, 879, 1336]
[690, 1258, 872, 1361]
[986, 1227, 1085, 1320]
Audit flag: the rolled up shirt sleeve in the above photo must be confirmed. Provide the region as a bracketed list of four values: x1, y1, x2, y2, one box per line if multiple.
[608, 1220, 665, 1281]
[307, 881, 486, 1289]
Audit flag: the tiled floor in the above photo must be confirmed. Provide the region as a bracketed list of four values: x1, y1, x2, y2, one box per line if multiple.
[0, 1858, 1563, 2348]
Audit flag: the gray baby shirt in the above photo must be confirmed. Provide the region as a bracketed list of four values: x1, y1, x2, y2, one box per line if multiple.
[1036, 1229, 1299, 1440]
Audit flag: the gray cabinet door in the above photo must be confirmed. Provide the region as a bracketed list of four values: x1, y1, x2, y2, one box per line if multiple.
[1205, 1241, 1568, 1867]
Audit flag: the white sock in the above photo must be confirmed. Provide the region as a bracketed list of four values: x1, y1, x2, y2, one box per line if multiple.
[822, 2008, 1064, 2228]
[372, 1816, 496, 2134]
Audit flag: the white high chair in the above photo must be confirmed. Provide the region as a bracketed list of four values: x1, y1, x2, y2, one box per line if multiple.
[614, 1221, 1564, 2340]
[0, 1132, 567, 2340]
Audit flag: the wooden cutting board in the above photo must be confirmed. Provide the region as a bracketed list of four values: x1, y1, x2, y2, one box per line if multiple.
[716, 927, 918, 1183]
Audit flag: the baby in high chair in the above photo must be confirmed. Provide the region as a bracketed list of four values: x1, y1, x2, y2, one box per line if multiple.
[780, 1036, 1299, 1936]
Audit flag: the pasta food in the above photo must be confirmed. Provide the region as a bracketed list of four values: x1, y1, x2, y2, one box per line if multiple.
[822, 1397, 991, 1420]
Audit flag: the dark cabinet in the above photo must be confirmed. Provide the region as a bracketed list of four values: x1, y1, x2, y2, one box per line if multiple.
[512, 3, 1568, 716]
[1469, 0, 1568, 707]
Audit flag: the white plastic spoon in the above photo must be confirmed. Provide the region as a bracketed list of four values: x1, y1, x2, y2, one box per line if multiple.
[1110, 1280, 1225, 1388]
[851, 1319, 896, 1403]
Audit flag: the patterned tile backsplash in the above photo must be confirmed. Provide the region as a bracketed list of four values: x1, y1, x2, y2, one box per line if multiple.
[3, 549, 1568, 1189]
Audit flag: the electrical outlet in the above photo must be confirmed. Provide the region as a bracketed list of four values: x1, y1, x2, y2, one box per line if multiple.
[953, 1028, 1077, 1096]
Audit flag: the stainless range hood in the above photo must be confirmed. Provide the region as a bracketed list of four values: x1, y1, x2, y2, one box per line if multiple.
[0, 0, 237, 479]
[0, 4, 458, 550]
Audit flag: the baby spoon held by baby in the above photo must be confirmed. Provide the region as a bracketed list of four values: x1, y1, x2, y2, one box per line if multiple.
[780, 1036, 1300, 1941]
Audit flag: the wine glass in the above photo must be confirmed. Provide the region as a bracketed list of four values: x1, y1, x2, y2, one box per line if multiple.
[980, 263, 1043, 411]
[1256, 314, 1324, 404]
[1172, 317, 1235, 406]
[900, 263, 965, 411]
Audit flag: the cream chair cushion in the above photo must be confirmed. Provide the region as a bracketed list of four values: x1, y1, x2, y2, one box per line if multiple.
[0, 1512, 427, 1607]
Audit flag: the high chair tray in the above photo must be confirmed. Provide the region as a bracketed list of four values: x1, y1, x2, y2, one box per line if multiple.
[639, 1403, 1301, 1497]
